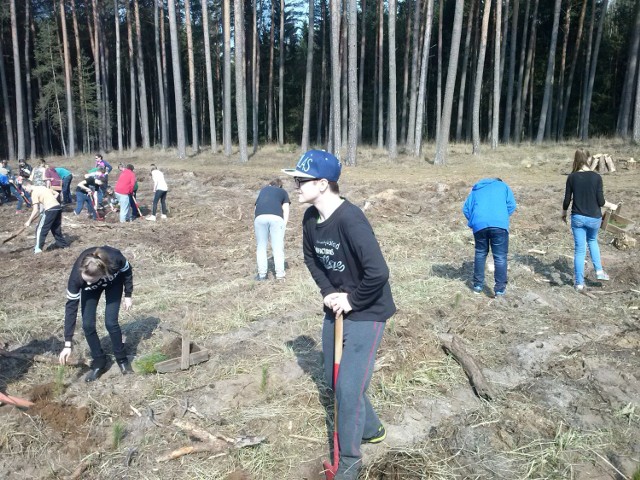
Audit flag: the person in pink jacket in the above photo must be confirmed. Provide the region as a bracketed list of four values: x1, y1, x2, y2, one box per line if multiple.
[114, 164, 136, 223]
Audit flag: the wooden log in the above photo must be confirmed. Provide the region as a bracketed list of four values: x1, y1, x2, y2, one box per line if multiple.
[156, 419, 266, 462]
[181, 334, 190, 370]
[440, 334, 496, 401]
[604, 155, 616, 173]
[0, 348, 87, 367]
[2, 226, 27, 244]
[153, 349, 210, 373]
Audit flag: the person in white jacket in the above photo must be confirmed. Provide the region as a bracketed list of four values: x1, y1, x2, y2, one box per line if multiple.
[147, 164, 168, 221]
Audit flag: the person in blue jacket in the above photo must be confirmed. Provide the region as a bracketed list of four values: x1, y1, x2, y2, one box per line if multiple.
[463, 178, 517, 296]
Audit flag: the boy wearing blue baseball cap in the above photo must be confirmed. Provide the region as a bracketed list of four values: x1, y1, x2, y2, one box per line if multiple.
[283, 150, 396, 479]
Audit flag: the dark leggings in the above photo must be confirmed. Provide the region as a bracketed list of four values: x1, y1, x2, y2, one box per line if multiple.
[81, 276, 126, 368]
[152, 190, 167, 215]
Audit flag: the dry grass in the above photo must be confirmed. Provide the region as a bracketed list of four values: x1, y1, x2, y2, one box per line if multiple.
[1, 143, 639, 479]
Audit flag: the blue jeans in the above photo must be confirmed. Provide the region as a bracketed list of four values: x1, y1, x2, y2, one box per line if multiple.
[115, 193, 131, 222]
[571, 214, 603, 286]
[473, 227, 509, 293]
[61, 174, 73, 203]
[75, 191, 97, 219]
[254, 214, 286, 278]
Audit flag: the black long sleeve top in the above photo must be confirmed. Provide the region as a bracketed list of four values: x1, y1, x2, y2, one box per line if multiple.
[562, 171, 605, 219]
[302, 199, 396, 322]
[64, 246, 133, 341]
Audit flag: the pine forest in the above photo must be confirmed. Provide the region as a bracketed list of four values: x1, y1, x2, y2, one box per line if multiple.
[1, 0, 640, 165]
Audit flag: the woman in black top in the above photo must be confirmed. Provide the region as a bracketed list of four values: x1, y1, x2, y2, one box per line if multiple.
[59, 246, 134, 382]
[562, 150, 617, 291]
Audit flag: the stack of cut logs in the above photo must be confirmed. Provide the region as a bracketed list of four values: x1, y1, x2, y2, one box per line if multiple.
[588, 153, 616, 173]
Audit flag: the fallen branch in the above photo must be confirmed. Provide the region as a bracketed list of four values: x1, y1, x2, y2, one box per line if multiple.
[440, 334, 496, 401]
[289, 434, 325, 444]
[156, 419, 266, 462]
[2, 226, 27, 244]
[65, 452, 101, 480]
[527, 249, 546, 255]
[0, 348, 87, 367]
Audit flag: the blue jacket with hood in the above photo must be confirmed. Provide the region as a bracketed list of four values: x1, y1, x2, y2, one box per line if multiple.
[462, 178, 517, 233]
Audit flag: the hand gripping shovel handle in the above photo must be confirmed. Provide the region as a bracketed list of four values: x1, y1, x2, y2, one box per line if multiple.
[323, 312, 343, 480]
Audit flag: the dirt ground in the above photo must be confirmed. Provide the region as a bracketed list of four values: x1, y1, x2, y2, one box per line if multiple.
[1, 143, 639, 479]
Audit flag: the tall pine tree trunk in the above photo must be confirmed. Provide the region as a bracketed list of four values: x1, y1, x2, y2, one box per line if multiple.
[617, 0, 640, 137]
[155, 0, 168, 150]
[59, 0, 75, 157]
[168, 0, 187, 158]
[405, 0, 422, 153]
[223, 0, 232, 155]
[0, 36, 15, 160]
[91, 0, 105, 152]
[436, 0, 443, 141]
[24, 0, 36, 157]
[301, 0, 315, 152]
[317, 0, 327, 145]
[10, 0, 25, 160]
[202, 0, 218, 152]
[234, 0, 248, 161]
[134, 0, 151, 149]
[251, 0, 259, 153]
[491, 0, 502, 149]
[71, 0, 89, 152]
[555, 1, 572, 140]
[184, 0, 199, 153]
[558, 0, 587, 138]
[434, 0, 464, 165]
[346, 0, 358, 165]
[516, 0, 538, 142]
[278, 0, 285, 146]
[581, 0, 608, 141]
[126, 4, 137, 150]
[357, 0, 366, 143]
[472, 0, 492, 154]
[634, 55, 640, 142]
[503, 0, 519, 142]
[415, 0, 434, 156]
[535, 0, 561, 143]
[115, 0, 123, 152]
[456, 0, 475, 141]
[376, 0, 383, 149]
[388, 0, 398, 158]
[400, 4, 412, 147]
[267, 1, 275, 143]
[330, 0, 342, 155]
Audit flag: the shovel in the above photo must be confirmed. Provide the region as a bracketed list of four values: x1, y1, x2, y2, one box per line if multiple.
[323, 312, 343, 480]
[2, 225, 27, 244]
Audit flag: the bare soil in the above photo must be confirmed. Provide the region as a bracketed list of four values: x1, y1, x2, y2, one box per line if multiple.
[0, 144, 639, 479]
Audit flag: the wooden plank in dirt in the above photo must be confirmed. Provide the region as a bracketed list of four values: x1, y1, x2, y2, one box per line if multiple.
[154, 349, 210, 373]
[181, 334, 190, 370]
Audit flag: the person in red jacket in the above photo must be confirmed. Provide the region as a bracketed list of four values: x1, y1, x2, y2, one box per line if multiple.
[114, 164, 136, 223]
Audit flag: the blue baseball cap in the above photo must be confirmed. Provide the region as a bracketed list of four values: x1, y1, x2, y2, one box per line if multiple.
[282, 150, 342, 182]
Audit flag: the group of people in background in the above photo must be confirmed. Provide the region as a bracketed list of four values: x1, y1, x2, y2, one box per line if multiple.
[0, 154, 170, 253]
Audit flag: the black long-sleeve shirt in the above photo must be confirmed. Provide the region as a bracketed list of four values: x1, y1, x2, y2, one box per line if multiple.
[562, 171, 605, 219]
[64, 246, 133, 341]
[302, 199, 396, 322]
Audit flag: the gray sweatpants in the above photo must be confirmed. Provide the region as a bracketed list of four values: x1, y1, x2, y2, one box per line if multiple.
[322, 316, 385, 473]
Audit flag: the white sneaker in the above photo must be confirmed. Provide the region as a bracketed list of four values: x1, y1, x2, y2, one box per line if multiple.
[160, 214, 167, 219]
[146, 215, 156, 221]
[34, 247, 42, 254]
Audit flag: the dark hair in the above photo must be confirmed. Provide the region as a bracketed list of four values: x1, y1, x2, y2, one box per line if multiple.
[328, 181, 340, 194]
[572, 149, 590, 173]
[126, 164, 134, 171]
[95, 154, 103, 160]
[269, 178, 283, 188]
[80, 248, 113, 278]
[39, 159, 46, 166]
[150, 164, 157, 172]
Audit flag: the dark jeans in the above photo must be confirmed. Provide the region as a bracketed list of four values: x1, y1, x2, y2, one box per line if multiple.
[152, 190, 167, 215]
[35, 205, 68, 250]
[322, 316, 385, 473]
[81, 275, 127, 368]
[473, 227, 509, 293]
[75, 190, 97, 218]
[61, 175, 73, 203]
[129, 193, 140, 218]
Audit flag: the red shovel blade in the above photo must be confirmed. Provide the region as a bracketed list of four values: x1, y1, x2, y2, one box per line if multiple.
[322, 458, 337, 480]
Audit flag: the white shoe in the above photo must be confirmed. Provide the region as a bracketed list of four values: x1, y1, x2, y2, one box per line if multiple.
[146, 215, 156, 221]
[160, 214, 167, 219]
[34, 247, 42, 254]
